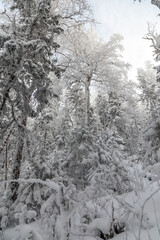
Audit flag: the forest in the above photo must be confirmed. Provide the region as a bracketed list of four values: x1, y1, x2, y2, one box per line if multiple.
[1, 0, 160, 239]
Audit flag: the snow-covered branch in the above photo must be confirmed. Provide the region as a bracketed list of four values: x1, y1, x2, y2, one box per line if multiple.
[0, 178, 59, 192]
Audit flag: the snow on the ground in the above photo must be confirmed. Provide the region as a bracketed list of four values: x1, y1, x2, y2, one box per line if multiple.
[112, 181, 160, 240]
[3, 181, 160, 240]
[79, 181, 160, 240]
[3, 222, 48, 240]
[87, 217, 111, 234]
[112, 226, 160, 240]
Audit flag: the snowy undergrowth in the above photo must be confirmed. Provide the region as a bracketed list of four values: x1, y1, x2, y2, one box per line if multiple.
[2, 175, 160, 240]
[81, 180, 160, 240]
[113, 181, 160, 240]
[3, 221, 47, 240]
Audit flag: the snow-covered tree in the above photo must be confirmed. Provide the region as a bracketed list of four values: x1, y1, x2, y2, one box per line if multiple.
[0, 0, 62, 202]
[138, 61, 158, 119]
[59, 29, 128, 127]
[137, 62, 160, 166]
[87, 132, 131, 196]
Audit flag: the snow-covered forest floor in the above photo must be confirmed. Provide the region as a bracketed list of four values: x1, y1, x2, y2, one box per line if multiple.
[2, 175, 160, 240]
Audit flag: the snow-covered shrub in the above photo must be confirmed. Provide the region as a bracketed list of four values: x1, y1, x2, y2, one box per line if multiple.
[12, 182, 54, 218]
[87, 132, 132, 196]
[73, 193, 153, 240]
[0, 194, 8, 230]
[86, 217, 125, 239]
[126, 161, 145, 192]
[64, 127, 98, 190]
[13, 224, 43, 240]
[40, 193, 59, 238]
[143, 162, 160, 182]
[15, 205, 37, 225]
[72, 197, 126, 239]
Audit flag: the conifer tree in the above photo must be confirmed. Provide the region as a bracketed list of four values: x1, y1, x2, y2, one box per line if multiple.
[0, 0, 62, 201]
[137, 62, 160, 165]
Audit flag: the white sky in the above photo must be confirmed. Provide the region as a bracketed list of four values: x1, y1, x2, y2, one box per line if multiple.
[88, 0, 160, 80]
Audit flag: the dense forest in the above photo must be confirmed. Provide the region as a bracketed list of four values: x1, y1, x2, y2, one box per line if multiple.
[1, 0, 160, 239]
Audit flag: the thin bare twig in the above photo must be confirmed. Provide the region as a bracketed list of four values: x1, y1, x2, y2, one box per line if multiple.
[138, 187, 160, 239]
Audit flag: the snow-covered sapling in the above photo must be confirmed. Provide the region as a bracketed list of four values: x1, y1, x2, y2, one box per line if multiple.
[15, 205, 37, 225]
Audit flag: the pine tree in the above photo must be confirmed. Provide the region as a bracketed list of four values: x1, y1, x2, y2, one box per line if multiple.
[0, 0, 62, 202]
[137, 62, 160, 166]
[64, 127, 98, 190]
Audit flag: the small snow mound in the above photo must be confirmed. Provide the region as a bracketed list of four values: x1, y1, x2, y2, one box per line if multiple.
[145, 162, 160, 177]
[87, 218, 110, 235]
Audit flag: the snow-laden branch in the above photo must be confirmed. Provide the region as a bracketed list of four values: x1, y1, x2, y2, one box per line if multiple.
[114, 194, 153, 231]
[70, 231, 97, 238]
[0, 178, 59, 191]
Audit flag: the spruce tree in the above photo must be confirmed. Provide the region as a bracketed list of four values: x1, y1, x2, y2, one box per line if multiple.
[0, 0, 62, 202]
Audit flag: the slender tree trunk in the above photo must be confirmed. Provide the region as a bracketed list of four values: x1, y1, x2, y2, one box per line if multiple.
[59, 186, 70, 240]
[4, 144, 8, 190]
[10, 115, 27, 202]
[85, 75, 91, 126]
[0, 76, 15, 116]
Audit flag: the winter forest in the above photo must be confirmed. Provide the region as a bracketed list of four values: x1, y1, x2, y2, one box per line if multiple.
[1, 0, 160, 239]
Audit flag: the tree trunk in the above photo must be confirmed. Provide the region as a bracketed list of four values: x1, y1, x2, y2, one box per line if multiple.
[0, 76, 15, 116]
[10, 115, 27, 202]
[59, 186, 70, 240]
[85, 75, 91, 127]
[4, 144, 8, 190]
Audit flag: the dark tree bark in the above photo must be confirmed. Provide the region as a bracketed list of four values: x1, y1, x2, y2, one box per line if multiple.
[10, 116, 27, 202]
[4, 144, 8, 190]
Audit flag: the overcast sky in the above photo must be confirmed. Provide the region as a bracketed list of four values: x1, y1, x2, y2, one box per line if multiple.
[88, 0, 160, 80]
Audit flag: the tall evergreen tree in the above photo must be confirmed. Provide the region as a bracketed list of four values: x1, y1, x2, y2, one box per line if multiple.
[0, 0, 62, 201]
[137, 62, 160, 165]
